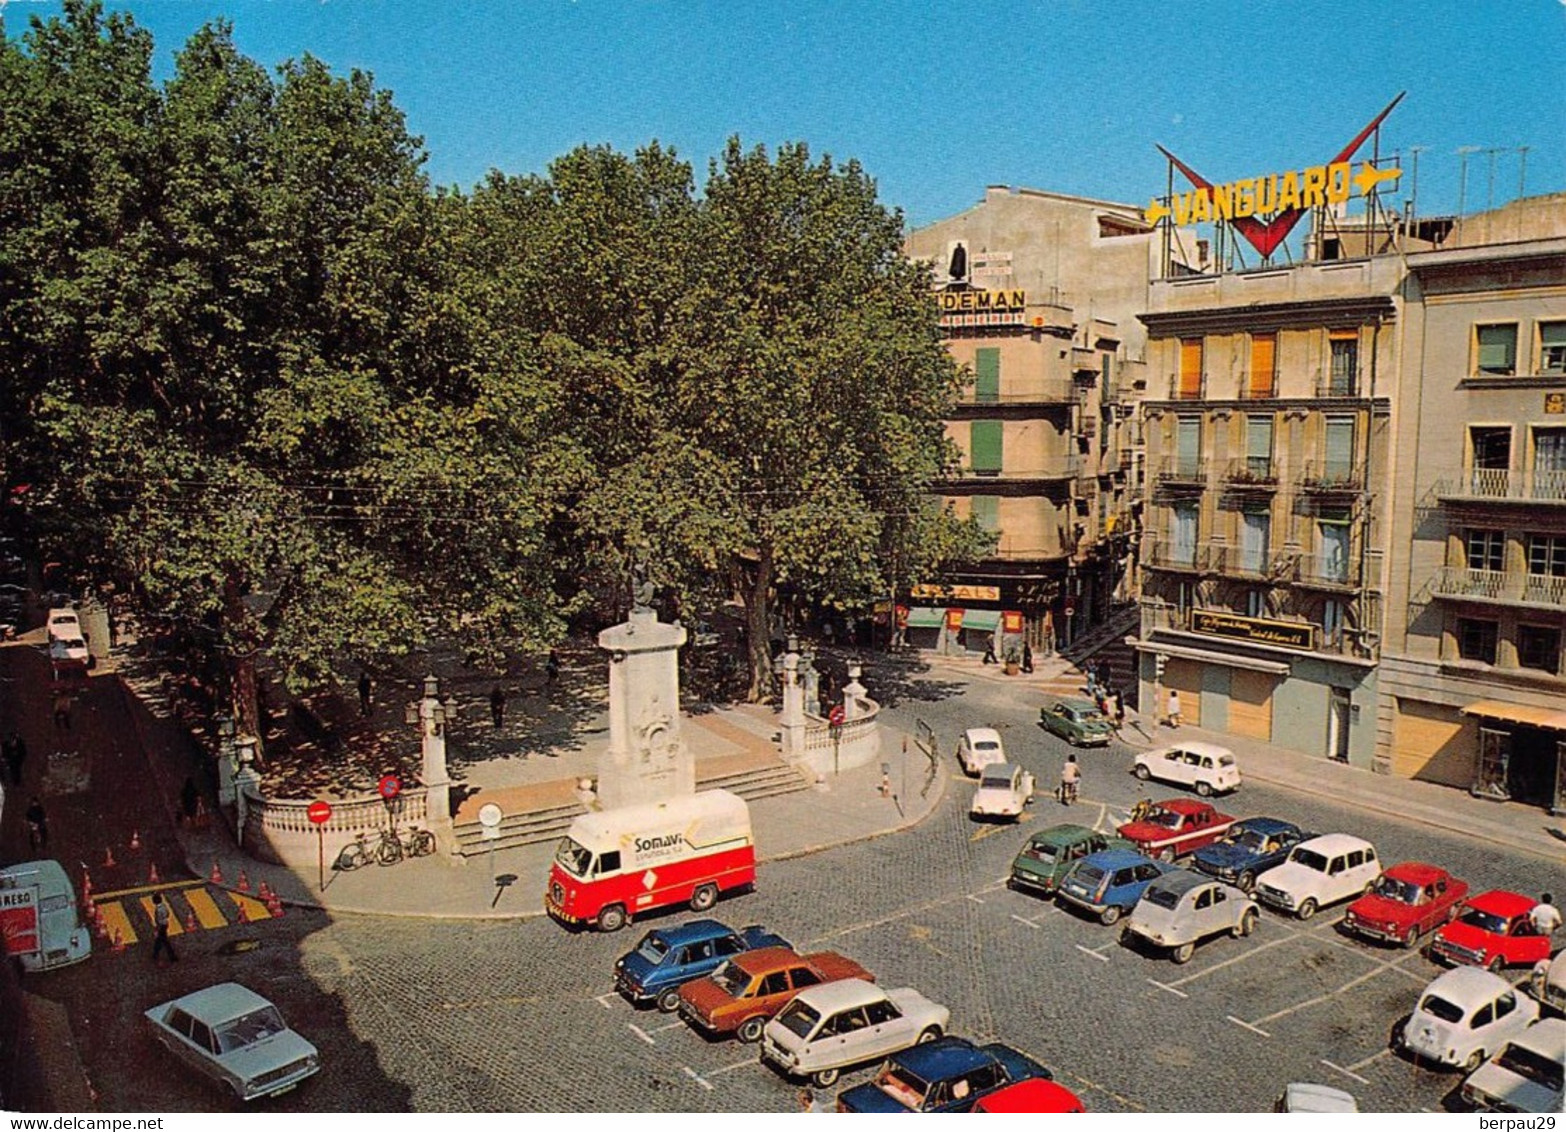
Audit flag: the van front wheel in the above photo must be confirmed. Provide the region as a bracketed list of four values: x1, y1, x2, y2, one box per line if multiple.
[690, 884, 718, 913]
[597, 904, 627, 932]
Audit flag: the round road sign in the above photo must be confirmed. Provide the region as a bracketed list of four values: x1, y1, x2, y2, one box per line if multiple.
[306, 800, 333, 826]
[828, 704, 846, 727]
[477, 803, 503, 828]
[378, 775, 402, 801]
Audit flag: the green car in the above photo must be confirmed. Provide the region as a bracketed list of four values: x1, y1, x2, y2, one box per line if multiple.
[1038, 699, 1115, 747]
[1008, 824, 1133, 897]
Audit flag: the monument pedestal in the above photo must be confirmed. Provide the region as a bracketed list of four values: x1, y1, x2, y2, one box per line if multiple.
[597, 608, 693, 810]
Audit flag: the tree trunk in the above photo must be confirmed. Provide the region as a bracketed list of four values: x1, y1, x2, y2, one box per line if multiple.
[222, 577, 263, 762]
[744, 548, 774, 703]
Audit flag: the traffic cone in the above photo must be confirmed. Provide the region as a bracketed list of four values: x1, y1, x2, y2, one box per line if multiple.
[183, 909, 198, 933]
[147, 862, 160, 885]
[257, 880, 273, 902]
[266, 890, 285, 918]
[194, 797, 210, 830]
[235, 900, 249, 924]
[111, 929, 125, 954]
[237, 869, 250, 894]
[103, 845, 117, 869]
[80, 866, 92, 897]
[128, 830, 141, 852]
[93, 914, 108, 942]
[209, 858, 223, 886]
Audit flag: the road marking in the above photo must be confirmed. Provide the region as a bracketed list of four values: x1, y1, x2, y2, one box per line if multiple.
[1319, 1058, 1370, 1085]
[95, 878, 204, 901]
[230, 891, 272, 923]
[1346, 1048, 1392, 1074]
[705, 1059, 755, 1077]
[594, 993, 618, 1009]
[97, 898, 138, 945]
[650, 1020, 685, 1034]
[966, 894, 986, 904]
[682, 1066, 714, 1092]
[1226, 1016, 1271, 1038]
[1075, 944, 1110, 963]
[182, 887, 227, 930]
[970, 821, 1027, 843]
[1167, 933, 1297, 987]
[1010, 914, 1041, 930]
[139, 895, 183, 936]
[1146, 979, 1188, 999]
[628, 1024, 656, 1046]
[1251, 954, 1418, 1026]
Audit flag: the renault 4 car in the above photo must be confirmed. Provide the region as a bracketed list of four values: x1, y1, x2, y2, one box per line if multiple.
[1009, 824, 1132, 899]
[835, 1036, 1051, 1113]
[614, 919, 790, 1011]
[1057, 848, 1174, 926]
[1254, 833, 1379, 921]
[760, 978, 949, 1088]
[1341, 862, 1468, 948]
[677, 946, 873, 1043]
[1395, 965, 1539, 1071]
[1461, 1018, 1564, 1113]
[1132, 741, 1241, 796]
[1038, 699, 1114, 747]
[1123, 868, 1259, 964]
[1191, 817, 1310, 894]
[1430, 890, 1556, 972]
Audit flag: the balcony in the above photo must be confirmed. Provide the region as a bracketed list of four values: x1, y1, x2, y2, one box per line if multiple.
[1235, 376, 1277, 401]
[1221, 456, 1279, 492]
[937, 458, 1081, 484]
[1435, 468, 1566, 505]
[1143, 541, 1211, 573]
[1214, 546, 1289, 581]
[1165, 373, 1207, 401]
[1429, 566, 1566, 610]
[1314, 367, 1363, 398]
[958, 379, 1077, 408]
[1071, 346, 1102, 376]
[1300, 460, 1365, 495]
[1153, 457, 1208, 491]
[1294, 553, 1356, 590]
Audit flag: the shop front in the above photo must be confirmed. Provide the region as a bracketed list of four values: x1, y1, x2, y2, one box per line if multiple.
[903, 606, 946, 652]
[957, 609, 1002, 658]
[1460, 701, 1566, 815]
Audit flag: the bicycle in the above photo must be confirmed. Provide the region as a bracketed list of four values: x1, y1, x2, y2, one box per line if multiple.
[400, 824, 437, 858]
[334, 831, 372, 872]
[374, 825, 404, 866]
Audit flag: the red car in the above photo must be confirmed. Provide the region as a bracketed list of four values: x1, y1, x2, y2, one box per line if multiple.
[1117, 799, 1235, 861]
[1428, 889, 1555, 971]
[1340, 862, 1468, 947]
[972, 1078, 1086, 1113]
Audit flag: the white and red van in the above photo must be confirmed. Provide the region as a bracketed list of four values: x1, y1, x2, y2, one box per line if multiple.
[0, 860, 92, 972]
[545, 789, 754, 932]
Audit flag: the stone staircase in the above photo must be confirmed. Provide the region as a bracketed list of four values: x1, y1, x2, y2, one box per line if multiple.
[1037, 604, 1142, 706]
[450, 756, 814, 857]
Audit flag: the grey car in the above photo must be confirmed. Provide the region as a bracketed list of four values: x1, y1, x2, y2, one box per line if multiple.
[145, 982, 320, 1101]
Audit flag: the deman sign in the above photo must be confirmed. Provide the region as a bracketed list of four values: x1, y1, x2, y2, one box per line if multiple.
[938, 288, 1028, 328]
[1191, 610, 1314, 651]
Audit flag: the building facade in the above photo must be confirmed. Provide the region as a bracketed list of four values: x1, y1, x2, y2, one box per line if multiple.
[903, 186, 1170, 655]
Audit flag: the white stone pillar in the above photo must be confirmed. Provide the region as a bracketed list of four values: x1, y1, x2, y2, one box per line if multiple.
[842, 663, 867, 721]
[597, 608, 693, 809]
[413, 675, 456, 852]
[779, 651, 805, 760]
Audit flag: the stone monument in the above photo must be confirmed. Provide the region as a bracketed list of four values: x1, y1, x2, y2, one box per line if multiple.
[595, 561, 694, 809]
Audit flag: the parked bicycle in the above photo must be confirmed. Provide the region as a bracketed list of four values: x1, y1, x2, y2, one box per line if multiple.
[334, 831, 373, 872]
[374, 824, 437, 866]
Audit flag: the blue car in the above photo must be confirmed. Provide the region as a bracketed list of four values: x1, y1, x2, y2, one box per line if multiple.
[1190, 817, 1310, 894]
[836, 1036, 1052, 1113]
[1056, 848, 1174, 926]
[614, 919, 790, 1011]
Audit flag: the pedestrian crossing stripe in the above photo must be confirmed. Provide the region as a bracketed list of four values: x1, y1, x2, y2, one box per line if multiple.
[230, 892, 270, 923]
[97, 898, 138, 946]
[95, 883, 274, 948]
[182, 886, 227, 929]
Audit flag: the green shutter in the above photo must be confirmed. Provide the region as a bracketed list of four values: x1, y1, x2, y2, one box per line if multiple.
[1477, 325, 1517, 373]
[974, 348, 1000, 404]
[1325, 417, 1354, 475]
[1246, 416, 1273, 460]
[970, 421, 1003, 472]
[971, 496, 999, 531]
[1541, 322, 1566, 346]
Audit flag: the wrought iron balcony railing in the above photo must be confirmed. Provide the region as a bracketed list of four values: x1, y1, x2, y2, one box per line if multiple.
[1430, 566, 1566, 609]
[1300, 460, 1365, 494]
[1435, 468, 1566, 504]
[1221, 456, 1279, 490]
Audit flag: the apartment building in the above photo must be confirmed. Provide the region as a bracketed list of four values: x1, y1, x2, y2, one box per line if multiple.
[1379, 195, 1566, 813]
[903, 186, 1167, 655]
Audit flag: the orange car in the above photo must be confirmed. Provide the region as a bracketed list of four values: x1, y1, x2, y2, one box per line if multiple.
[677, 946, 873, 1042]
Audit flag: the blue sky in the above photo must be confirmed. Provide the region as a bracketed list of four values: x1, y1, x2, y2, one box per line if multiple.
[7, 1, 1565, 228]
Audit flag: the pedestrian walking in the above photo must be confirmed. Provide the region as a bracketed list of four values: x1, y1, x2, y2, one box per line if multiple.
[358, 671, 373, 716]
[151, 893, 178, 964]
[545, 649, 560, 685]
[490, 685, 506, 729]
[180, 776, 200, 825]
[1531, 893, 1562, 935]
[1114, 690, 1127, 732]
[1167, 688, 1182, 729]
[52, 692, 71, 730]
[1021, 642, 1034, 674]
[25, 796, 47, 853]
[3, 732, 24, 786]
[982, 641, 997, 665]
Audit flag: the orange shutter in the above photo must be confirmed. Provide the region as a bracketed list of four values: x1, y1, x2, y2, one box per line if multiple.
[1180, 339, 1203, 398]
[1249, 334, 1276, 397]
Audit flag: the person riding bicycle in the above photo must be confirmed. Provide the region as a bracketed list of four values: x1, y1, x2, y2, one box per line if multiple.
[1059, 755, 1081, 806]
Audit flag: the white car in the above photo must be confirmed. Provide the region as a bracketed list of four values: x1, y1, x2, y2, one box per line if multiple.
[760, 978, 949, 1089]
[969, 763, 1035, 820]
[1274, 1083, 1358, 1112]
[1461, 1018, 1564, 1113]
[1529, 953, 1565, 1014]
[48, 634, 90, 671]
[1395, 966, 1540, 1072]
[46, 606, 81, 638]
[1124, 869, 1258, 964]
[1254, 834, 1379, 920]
[145, 982, 320, 1101]
[1132, 741, 1241, 796]
[956, 727, 1006, 776]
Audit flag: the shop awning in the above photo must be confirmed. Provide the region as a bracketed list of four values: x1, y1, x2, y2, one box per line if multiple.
[1461, 700, 1566, 731]
[960, 610, 1002, 632]
[905, 607, 946, 629]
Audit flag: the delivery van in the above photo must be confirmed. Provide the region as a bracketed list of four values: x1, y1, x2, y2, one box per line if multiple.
[0, 860, 92, 972]
[545, 789, 755, 932]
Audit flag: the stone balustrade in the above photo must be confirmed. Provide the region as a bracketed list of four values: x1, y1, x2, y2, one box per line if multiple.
[238, 785, 431, 866]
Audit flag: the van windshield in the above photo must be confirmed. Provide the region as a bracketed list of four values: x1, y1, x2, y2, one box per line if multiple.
[554, 838, 592, 877]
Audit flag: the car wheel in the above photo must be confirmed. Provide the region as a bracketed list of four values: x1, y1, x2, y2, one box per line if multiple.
[738, 1016, 766, 1044]
[1234, 909, 1257, 938]
[917, 1027, 942, 1044]
[597, 904, 627, 932]
[1195, 781, 1212, 798]
[1401, 927, 1417, 949]
[1172, 942, 1196, 965]
[1464, 1048, 1485, 1073]
[1237, 871, 1256, 894]
[1487, 954, 1505, 974]
[656, 987, 682, 1013]
[812, 1067, 840, 1089]
[690, 884, 718, 913]
[1100, 905, 1122, 926]
[1133, 764, 1151, 781]
[1391, 1018, 1407, 1050]
[1297, 898, 1318, 922]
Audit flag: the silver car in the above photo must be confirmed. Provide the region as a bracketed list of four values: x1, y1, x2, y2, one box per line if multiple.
[1124, 869, 1258, 964]
[145, 982, 320, 1101]
[760, 977, 949, 1088]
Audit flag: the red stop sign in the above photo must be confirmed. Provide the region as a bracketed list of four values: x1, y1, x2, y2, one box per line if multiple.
[306, 800, 333, 826]
[378, 775, 401, 800]
[828, 705, 846, 727]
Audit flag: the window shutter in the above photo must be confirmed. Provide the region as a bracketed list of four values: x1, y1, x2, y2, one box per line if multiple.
[1477, 325, 1517, 373]
[970, 421, 1003, 472]
[1246, 416, 1273, 460]
[1325, 417, 1354, 476]
[971, 496, 999, 531]
[1249, 333, 1275, 396]
[974, 348, 1000, 403]
[1176, 416, 1200, 468]
[1180, 338, 1203, 397]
